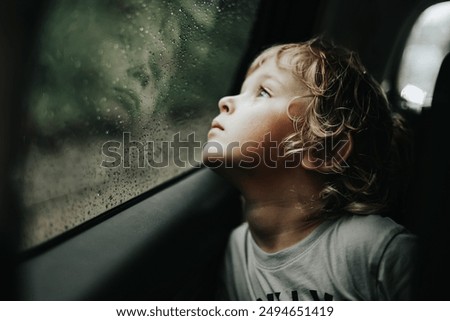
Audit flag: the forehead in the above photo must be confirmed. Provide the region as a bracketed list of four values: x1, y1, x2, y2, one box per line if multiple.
[245, 56, 303, 95]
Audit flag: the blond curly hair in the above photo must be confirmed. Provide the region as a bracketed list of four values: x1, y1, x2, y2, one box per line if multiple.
[247, 37, 411, 216]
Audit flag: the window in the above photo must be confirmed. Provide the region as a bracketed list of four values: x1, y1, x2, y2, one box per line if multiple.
[397, 1, 450, 112]
[21, 0, 259, 249]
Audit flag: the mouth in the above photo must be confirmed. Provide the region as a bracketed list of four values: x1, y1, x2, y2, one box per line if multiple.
[207, 120, 224, 139]
[210, 120, 224, 131]
[113, 87, 141, 118]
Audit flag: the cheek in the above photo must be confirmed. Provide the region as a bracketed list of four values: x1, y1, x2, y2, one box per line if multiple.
[256, 112, 294, 143]
[237, 114, 294, 164]
[245, 106, 292, 135]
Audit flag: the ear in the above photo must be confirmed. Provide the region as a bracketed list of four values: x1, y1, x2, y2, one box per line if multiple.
[301, 133, 353, 173]
[287, 96, 308, 120]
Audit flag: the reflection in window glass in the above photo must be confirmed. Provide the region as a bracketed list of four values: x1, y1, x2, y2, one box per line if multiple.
[22, 0, 259, 249]
[397, 1, 450, 111]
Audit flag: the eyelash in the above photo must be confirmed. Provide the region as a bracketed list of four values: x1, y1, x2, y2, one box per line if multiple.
[258, 86, 271, 98]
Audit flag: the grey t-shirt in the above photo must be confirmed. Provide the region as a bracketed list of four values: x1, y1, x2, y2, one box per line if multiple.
[220, 214, 417, 300]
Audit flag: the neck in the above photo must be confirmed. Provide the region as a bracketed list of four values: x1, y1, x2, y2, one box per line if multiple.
[221, 165, 325, 253]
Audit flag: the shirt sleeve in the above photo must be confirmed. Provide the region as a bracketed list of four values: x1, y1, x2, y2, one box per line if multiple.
[376, 232, 418, 300]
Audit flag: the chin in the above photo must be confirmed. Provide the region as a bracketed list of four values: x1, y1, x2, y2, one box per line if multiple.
[202, 142, 225, 168]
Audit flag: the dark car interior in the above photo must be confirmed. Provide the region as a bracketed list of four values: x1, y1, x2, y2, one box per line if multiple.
[1, 0, 449, 300]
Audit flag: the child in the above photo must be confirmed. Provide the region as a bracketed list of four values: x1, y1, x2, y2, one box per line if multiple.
[203, 37, 417, 301]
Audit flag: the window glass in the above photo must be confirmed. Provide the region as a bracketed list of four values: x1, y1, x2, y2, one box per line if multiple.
[397, 1, 450, 111]
[22, 0, 259, 249]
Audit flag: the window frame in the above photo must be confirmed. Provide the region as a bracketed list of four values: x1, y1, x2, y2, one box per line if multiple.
[19, 168, 242, 300]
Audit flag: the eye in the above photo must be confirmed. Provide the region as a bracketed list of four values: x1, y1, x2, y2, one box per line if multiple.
[257, 86, 271, 98]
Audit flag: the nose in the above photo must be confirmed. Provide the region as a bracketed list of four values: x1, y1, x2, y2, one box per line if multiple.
[218, 95, 235, 114]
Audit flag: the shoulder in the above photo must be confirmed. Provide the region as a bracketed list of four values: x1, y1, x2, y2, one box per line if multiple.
[225, 222, 250, 257]
[332, 214, 409, 245]
[222, 223, 250, 288]
[230, 222, 249, 240]
[329, 214, 416, 269]
[325, 215, 417, 299]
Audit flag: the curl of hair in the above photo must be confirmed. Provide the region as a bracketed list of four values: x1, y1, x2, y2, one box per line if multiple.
[249, 38, 412, 217]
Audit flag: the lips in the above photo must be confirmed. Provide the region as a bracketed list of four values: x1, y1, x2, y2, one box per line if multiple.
[211, 120, 224, 131]
[113, 87, 141, 117]
[208, 120, 224, 139]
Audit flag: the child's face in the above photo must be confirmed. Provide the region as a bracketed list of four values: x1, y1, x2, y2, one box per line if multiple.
[204, 56, 305, 166]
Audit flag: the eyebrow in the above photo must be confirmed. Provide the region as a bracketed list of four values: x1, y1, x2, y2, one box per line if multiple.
[264, 75, 284, 90]
[241, 73, 284, 93]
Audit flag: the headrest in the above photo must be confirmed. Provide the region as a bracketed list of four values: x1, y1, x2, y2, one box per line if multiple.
[432, 53, 450, 107]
